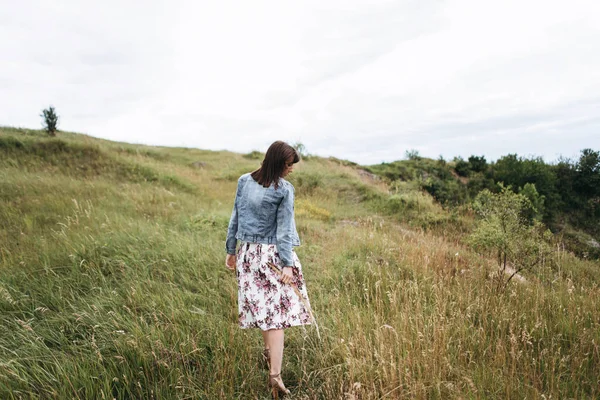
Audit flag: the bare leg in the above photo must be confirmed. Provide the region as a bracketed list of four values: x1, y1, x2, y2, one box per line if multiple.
[262, 329, 284, 375]
[261, 330, 271, 369]
[261, 330, 270, 351]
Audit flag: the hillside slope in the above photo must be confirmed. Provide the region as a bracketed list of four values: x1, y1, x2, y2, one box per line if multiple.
[0, 127, 599, 399]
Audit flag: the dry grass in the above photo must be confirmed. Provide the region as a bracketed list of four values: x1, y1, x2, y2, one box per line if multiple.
[0, 127, 598, 399]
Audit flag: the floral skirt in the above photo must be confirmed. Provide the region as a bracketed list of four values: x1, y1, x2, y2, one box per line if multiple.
[236, 242, 312, 330]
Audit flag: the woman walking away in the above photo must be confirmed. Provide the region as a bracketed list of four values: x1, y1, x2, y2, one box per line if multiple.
[225, 141, 312, 398]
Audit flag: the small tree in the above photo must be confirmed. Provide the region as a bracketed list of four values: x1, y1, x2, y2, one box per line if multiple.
[519, 183, 545, 221]
[468, 155, 487, 173]
[292, 142, 309, 159]
[575, 148, 600, 198]
[405, 149, 421, 161]
[40, 106, 59, 136]
[454, 156, 471, 177]
[469, 184, 552, 291]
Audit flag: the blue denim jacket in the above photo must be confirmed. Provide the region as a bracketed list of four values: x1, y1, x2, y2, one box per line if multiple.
[226, 173, 301, 267]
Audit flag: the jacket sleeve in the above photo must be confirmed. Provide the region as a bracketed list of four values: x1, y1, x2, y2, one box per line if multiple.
[276, 183, 296, 267]
[225, 176, 243, 255]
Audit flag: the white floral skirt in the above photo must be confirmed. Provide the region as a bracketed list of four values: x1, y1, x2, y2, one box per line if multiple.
[236, 242, 312, 330]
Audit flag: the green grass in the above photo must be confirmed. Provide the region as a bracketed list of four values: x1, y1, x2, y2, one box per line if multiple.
[0, 127, 599, 399]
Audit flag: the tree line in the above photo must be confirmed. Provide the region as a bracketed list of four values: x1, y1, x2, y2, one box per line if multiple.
[451, 150, 600, 228]
[368, 149, 600, 258]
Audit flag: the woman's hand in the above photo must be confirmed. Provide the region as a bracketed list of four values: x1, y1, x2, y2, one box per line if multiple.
[225, 254, 236, 271]
[281, 266, 294, 284]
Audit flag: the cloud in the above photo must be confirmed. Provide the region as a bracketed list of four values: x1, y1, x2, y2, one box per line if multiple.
[1, 0, 599, 165]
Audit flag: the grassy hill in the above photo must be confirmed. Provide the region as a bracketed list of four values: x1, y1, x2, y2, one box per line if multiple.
[1, 127, 599, 399]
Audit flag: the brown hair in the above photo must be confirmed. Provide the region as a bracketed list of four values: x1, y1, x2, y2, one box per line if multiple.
[251, 141, 300, 188]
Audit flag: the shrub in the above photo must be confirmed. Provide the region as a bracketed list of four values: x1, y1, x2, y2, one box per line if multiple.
[491, 154, 559, 220]
[454, 157, 471, 177]
[405, 149, 421, 161]
[243, 150, 263, 160]
[519, 183, 545, 221]
[291, 172, 322, 196]
[574, 148, 600, 198]
[468, 155, 487, 173]
[469, 185, 553, 291]
[40, 106, 59, 136]
[292, 142, 309, 158]
[422, 177, 467, 206]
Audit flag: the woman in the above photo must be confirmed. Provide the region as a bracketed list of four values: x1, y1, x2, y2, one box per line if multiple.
[225, 141, 312, 398]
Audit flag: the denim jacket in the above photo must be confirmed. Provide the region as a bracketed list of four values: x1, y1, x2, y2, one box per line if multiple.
[226, 173, 301, 267]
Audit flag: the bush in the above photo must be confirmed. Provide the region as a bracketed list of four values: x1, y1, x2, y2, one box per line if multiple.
[468, 155, 487, 173]
[290, 172, 322, 196]
[574, 148, 600, 198]
[243, 150, 263, 160]
[491, 154, 559, 220]
[467, 174, 496, 199]
[292, 142, 309, 159]
[469, 185, 553, 291]
[519, 183, 545, 221]
[40, 106, 59, 136]
[422, 177, 467, 206]
[405, 149, 421, 161]
[454, 157, 471, 177]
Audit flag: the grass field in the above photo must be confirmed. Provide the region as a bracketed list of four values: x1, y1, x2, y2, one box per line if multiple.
[0, 127, 598, 399]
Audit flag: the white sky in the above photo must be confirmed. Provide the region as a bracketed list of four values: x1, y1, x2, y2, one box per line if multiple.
[1, 0, 599, 165]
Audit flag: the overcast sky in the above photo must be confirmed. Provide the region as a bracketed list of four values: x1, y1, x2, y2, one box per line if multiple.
[1, 0, 599, 165]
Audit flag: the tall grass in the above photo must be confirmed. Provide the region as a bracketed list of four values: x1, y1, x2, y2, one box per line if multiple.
[0, 127, 598, 398]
